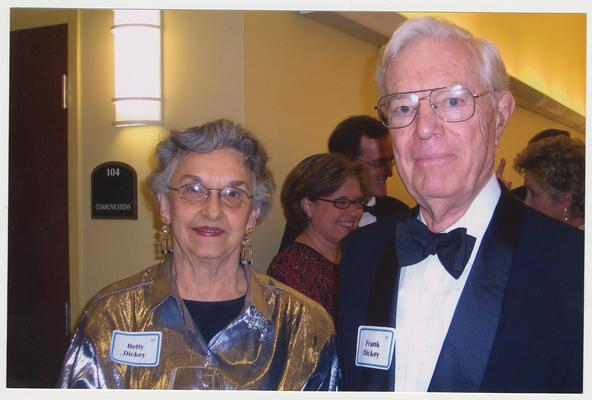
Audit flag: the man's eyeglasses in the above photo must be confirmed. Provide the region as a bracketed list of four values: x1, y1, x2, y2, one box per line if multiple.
[168, 183, 253, 208]
[375, 84, 490, 129]
[316, 197, 367, 209]
[359, 158, 395, 170]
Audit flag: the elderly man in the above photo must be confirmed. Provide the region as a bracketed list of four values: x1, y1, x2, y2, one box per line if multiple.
[278, 115, 409, 250]
[337, 17, 583, 393]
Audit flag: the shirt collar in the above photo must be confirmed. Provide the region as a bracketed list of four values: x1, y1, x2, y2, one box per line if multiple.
[448, 175, 501, 242]
[417, 174, 500, 242]
[148, 255, 176, 311]
[244, 268, 273, 321]
[148, 255, 273, 322]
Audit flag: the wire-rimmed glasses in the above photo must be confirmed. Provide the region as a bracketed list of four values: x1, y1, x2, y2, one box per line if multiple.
[375, 84, 490, 129]
[316, 197, 367, 209]
[168, 183, 253, 208]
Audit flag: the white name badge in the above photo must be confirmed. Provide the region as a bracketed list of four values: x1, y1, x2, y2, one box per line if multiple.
[110, 330, 162, 367]
[355, 325, 396, 370]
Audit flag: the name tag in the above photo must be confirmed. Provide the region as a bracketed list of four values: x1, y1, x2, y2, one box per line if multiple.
[355, 325, 396, 370]
[110, 330, 162, 367]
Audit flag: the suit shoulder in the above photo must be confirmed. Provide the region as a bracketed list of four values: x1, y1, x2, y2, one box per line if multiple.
[346, 215, 397, 243]
[381, 195, 410, 209]
[511, 206, 584, 287]
[377, 195, 410, 215]
[521, 206, 584, 246]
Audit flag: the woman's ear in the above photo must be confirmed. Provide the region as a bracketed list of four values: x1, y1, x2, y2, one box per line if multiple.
[247, 207, 260, 231]
[157, 192, 170, 224]
[300, 197, 313, 218]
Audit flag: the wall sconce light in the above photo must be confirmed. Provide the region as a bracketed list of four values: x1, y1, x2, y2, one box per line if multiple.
[112, 10, 161, 127]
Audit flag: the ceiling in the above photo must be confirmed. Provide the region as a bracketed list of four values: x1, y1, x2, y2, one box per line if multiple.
[302, 11, 585, 133]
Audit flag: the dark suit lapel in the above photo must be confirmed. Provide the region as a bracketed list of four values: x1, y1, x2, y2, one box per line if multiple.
[429, 188, 525, 392]
[372, 197, 391, 219]
[361, 208, 416, 391]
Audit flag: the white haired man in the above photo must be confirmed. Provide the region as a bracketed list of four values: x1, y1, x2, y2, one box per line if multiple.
[337, 17, 583, 393]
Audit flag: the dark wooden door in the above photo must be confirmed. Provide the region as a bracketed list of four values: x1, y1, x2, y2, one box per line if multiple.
[8, 23, 70, 388]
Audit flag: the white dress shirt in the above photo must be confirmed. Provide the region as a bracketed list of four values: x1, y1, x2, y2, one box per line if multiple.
[394, 176, 501, 392]
[358, 196, 377, 227]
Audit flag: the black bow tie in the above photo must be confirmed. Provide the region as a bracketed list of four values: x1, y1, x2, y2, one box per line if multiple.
[363, 204, 376, 216]
[395, 218, 476, 279]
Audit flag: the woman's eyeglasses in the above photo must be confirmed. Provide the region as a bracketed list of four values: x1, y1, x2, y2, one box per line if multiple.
[316, 197, 367, 209]
[168, 183, 253, 208]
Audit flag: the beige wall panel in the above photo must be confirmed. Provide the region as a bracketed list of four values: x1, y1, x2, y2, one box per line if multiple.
[77, 10, 245, 313]
[163, 10, 244, 130]
[243, 11, 401, 272]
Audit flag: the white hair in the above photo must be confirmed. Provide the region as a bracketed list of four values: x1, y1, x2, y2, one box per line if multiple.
[148, 119, 275, 224]
[376, 17, 509, 104]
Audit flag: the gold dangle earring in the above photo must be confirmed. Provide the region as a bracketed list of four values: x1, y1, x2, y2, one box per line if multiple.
[240, 228, 254, 266]
[160, 223, 173, 254]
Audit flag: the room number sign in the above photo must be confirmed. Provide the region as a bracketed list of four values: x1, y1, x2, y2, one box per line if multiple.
[91, 161, 137, 219]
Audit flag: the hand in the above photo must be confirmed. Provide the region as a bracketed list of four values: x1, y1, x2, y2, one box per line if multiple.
[496, 158, 513, 190]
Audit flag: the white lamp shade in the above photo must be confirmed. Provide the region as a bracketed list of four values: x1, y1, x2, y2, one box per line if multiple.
[112, 10, 161, 127]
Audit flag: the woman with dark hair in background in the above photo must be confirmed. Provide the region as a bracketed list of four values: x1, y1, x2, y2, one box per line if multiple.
[514, 135, 584, 229]
[268, 153, 372, 319]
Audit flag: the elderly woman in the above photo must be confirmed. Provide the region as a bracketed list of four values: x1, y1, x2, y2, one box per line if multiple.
[58, 120, 338, 390]
[514, 135, 585, 229]
[268, 153, 372, 319]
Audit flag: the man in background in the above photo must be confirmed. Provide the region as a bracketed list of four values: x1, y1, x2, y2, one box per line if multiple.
[278, 115, 409, 250]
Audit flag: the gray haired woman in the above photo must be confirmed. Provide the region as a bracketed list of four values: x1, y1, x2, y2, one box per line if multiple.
[514, 135, 585, 230]
[58, 119, 338, 390]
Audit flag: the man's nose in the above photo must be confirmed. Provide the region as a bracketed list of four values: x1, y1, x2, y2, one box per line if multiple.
[414, 99, 442, 139]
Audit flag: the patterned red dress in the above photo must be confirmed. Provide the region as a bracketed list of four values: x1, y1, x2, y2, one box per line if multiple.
[268, 242, 339, 319]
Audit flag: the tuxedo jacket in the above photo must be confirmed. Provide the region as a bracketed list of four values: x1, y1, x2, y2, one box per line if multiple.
[337, 188, 583, 393]
[277, 195, 409, 252]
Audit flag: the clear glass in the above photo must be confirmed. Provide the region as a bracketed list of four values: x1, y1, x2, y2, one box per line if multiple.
[317, 197, 367, 209]
[168, 366, 226, 390]
[375, 84, 488, 128]
[168, 183, 252, 208]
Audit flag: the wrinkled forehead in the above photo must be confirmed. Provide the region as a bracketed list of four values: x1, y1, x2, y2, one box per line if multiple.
[385, 37, 482, 94]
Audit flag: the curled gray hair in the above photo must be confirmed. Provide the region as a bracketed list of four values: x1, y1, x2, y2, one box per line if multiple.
[376, 17, 509, 106]
[148, 119, 275, 224]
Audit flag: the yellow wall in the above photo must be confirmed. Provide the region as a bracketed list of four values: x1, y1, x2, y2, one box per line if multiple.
[9, 10, 586, 322]
[402, 12, 586, 117]
[399, 13, 586, 192]
[243, 11, 385, 273]
[76, 10, 247, 321]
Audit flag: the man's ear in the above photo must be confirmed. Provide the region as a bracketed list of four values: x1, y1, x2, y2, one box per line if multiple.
[493, 90, 516, 147]
[157, 192, 171, 224]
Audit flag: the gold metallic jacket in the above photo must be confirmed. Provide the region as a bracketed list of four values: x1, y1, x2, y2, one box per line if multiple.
[58, 258, 338, 390]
